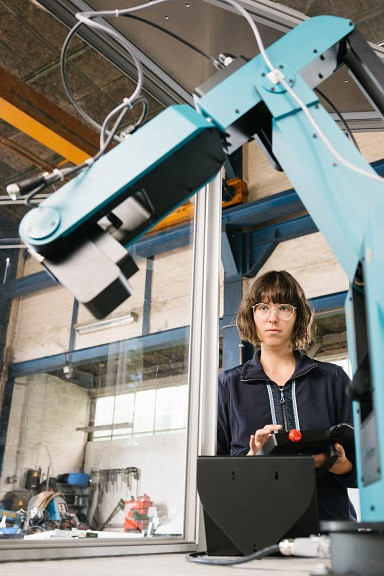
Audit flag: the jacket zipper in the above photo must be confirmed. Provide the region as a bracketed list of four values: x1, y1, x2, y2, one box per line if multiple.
[280, 387, 289, 431]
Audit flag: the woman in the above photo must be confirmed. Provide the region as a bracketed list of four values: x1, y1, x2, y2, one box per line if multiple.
[217, 270, 357, 521]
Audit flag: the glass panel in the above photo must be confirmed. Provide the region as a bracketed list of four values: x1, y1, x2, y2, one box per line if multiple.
[154, 386, 188, 432]
[0, 216, 196, 545]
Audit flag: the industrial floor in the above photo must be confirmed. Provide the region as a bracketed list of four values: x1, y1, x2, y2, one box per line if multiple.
[0, 553, 331, 576]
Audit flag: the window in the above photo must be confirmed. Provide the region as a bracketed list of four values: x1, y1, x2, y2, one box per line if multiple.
[93, 384, 188, 439]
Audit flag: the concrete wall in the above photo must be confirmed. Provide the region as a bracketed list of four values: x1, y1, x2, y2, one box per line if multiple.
[242, 130, 384, 299]
[10, 245, 194, 363]
[0, 374, 89, 501]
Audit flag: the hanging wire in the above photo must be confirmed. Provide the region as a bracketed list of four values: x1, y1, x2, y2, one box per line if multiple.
[121, 13, 218, 67]
[12, 0, 384, 206]
[315, 87, 360, 151]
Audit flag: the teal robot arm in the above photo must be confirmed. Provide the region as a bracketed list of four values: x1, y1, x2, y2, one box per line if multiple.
[17, 16, 384, 536]
[195, 15, 384, 531]
[18, 104, 226, 318]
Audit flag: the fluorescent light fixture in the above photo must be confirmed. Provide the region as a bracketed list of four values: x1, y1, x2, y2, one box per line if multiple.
[76, 422, 133, 432]
[75, 313, 138, 335]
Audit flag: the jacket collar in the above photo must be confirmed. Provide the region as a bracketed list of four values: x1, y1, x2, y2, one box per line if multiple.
[240, 349, 318, 382]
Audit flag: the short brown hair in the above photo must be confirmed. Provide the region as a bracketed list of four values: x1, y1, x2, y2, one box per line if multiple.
[236, 270, 314, 349]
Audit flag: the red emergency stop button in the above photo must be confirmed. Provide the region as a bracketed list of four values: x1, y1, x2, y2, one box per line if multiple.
[288, 429, 302, 443]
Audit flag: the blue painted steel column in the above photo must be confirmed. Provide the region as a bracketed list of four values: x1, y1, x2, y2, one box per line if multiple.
[0, 250, 19, 456]
[0, 376, 14, 475]
[143, 256, 153, 335]
[222, 276, 243, 371]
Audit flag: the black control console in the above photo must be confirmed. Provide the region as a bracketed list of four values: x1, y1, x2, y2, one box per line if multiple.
[259, 423, 355, 476]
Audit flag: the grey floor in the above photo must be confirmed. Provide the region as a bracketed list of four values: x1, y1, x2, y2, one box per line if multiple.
[0, 553, 331, 576]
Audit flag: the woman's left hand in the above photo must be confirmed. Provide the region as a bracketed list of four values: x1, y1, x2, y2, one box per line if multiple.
[328, 442, 353, 475]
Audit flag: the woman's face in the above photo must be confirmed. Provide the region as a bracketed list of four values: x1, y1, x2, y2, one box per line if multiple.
[253, 300, 296, 350]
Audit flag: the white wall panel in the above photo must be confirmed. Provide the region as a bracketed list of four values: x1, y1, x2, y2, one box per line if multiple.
[247, 232, 349, 299]
[354, 132, 384, 163]
[11, 285, 74, 363]
[243, 140, 291, 201]
[150, 247, 193, 333]
[243, 132, 384, 203]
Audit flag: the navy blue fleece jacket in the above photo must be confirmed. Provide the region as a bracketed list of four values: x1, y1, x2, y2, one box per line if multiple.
[217, 350, 357, 521]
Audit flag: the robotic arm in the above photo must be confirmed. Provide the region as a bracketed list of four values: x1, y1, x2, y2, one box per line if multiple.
[16, 15, 384, 563]
[194, 16, 384, 539]
[17, 104, 225, 317]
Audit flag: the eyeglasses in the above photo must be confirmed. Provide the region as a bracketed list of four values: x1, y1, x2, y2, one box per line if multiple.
[252, 303, 296, 320]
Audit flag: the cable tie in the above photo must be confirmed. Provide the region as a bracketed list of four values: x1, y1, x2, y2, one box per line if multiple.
[52, 168, 65, 181]
[218, 53, 234, 67]
[115, 9, 119, 17]
[267, 68, 285, 85]
[84, 158, 94, 167]
[123, 97, 133, 109]
[120, 132, 133, 140]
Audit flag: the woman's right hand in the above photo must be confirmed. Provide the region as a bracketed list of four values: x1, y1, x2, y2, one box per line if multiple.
[247, 424, 283, 455]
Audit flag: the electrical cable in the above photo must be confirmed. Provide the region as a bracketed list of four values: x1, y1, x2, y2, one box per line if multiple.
[63, 0, 262, 145]
[99, 96, 148, 150]
[24, 183, 47, 206]
[186, 536, 330, 566]
[8, 95, 148, 204]
[81, 0, 383, 185]
[60, 21, 102, 133]
[11, 0, 383, 206]
[121, 13, 218, 67]
[60, 7, 214, 152]
[99, 103, 132, 151]
[186, 543, 280, 565]
[220, 0, 384, 184]
[74, 10, 144, 105]
[278, 73, 384, 184]
[315, 87, 360, 151]
[60, 15, 144, 137]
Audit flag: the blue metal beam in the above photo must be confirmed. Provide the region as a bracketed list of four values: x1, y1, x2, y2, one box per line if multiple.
[221, 188, 305, 231]
[9, 325, 190, 377]
[222, 275, 243, 371]
[0, 270, 57, 300]
[8, 290, 347, 379]
[221, 229, 242, 278]
[245, 213, 317, 277]
[310, 291, 348, 312]
[128, 222, 192, 259]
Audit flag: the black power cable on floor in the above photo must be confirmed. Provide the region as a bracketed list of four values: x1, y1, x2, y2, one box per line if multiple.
[186, 536, 331, 566]
[186, 543, 281, 566]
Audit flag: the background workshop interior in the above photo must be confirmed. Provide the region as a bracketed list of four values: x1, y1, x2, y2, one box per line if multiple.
[1, 0, 384, 573]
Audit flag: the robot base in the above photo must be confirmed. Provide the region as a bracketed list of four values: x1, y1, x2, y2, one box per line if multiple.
[321, 521, 384, 576]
